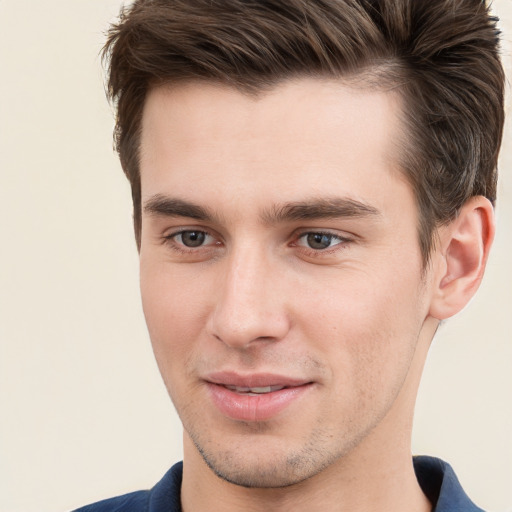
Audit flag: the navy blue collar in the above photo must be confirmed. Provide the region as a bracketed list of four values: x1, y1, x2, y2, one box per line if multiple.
[148, 456, 484, 511]
[75, 456, 485, 511]
[149, 456, 484, 512]
[413, 456, 484, 511]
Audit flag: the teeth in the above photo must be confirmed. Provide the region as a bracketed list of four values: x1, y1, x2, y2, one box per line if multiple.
[249, 386, 273, 393]
[226, 385, 251, 393]
[225, 385, 285, 394]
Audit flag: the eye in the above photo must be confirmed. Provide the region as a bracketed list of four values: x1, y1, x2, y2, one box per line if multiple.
[171, 230, 213, 248]
[297, 232, 345, 250]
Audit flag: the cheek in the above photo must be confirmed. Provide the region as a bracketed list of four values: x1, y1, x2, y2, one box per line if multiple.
[140, 265, 218, 420]
[140, 263, 210, 370]
[297, 269, 426, 392]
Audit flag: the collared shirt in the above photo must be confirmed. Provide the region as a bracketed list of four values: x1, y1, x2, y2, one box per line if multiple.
[73, 456, 485, 511]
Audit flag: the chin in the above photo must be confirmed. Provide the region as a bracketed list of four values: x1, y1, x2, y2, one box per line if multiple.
[190, 428, 343, 489]
[202, 453, 321, 489]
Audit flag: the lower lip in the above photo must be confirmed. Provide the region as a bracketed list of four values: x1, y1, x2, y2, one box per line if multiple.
[206, 383, 312, 422]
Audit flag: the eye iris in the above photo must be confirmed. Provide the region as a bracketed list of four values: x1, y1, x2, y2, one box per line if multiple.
[181, 231, 206, 247]
[307, 233, 332, 250]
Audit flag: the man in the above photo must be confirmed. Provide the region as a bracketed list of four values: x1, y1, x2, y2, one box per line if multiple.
[75, 0, 505, 510]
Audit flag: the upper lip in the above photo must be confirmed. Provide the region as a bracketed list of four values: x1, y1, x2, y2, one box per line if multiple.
[204, 371, 311, 388]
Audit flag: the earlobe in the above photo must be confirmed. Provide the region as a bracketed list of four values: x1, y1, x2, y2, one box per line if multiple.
[429, 196, 495, 320]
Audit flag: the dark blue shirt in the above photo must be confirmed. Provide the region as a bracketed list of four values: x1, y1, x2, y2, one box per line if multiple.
[73, 456, 484, 511]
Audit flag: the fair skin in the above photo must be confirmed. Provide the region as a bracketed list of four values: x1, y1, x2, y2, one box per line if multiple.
[138, 79, 494, 512]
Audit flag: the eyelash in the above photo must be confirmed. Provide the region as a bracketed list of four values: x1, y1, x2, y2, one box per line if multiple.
[162, 229, 352, 256]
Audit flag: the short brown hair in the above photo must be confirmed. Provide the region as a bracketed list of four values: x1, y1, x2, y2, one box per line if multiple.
[103, 0, 504, 262]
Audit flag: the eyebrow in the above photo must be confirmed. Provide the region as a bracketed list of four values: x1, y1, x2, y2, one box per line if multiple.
[143, 194, 381, 224]
[144, 195, 217, 222]
[262, 197, 381, 224]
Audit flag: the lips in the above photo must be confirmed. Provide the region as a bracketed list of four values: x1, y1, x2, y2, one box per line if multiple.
[204, 372, 313, 421]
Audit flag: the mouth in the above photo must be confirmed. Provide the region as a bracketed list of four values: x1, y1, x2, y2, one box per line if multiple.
[204, 373, 314, 421]
[223, 384, 289, 395]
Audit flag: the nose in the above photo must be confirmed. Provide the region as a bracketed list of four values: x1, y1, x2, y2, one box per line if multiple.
[207, 246, 291, 349]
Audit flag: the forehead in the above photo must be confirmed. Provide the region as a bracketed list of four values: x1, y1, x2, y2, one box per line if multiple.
[139, 79, 409, 217]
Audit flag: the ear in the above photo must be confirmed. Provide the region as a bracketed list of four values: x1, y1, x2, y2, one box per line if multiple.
[429, 196, 495, 320]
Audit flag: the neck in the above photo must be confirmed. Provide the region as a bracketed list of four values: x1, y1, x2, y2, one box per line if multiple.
[181, 434, 431, 512]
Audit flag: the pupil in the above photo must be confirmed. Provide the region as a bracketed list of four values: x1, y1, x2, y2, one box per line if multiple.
[307, 233, 331, 250]
[182, 231, 205, 247]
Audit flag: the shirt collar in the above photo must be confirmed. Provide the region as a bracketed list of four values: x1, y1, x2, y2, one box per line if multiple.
[414, 456, 485, 512]
[150, 457, 485, 512]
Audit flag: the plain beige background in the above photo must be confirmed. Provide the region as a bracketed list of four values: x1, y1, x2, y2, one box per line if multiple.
[0, 1, 511, 511]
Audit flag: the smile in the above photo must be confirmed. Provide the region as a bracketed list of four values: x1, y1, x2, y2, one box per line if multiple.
[204, 373, 313, 422]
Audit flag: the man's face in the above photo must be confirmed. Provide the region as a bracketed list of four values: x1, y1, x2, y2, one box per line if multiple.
[139, 79, 438, 487]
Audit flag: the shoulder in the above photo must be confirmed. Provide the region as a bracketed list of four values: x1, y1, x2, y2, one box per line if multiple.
[72, 491, 150, 512]
[72, 462, 183, 512]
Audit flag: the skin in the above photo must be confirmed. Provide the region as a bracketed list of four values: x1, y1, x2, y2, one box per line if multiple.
[138, 79, 493, 511]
